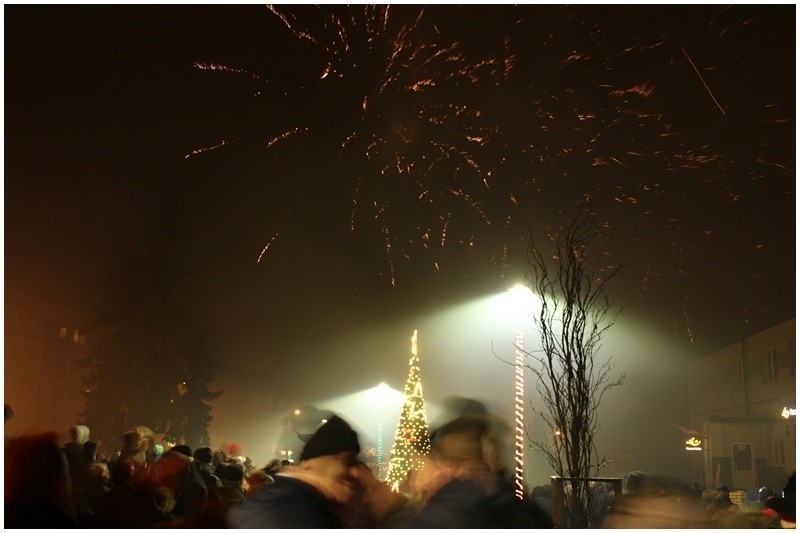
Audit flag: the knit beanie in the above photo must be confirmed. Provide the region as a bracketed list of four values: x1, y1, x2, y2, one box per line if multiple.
[193, 446, 214, 464]
[300, 415, 360, 461]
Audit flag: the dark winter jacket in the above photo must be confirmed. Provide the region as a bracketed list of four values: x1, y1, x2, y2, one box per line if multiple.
[5, 501, 77, 529]
[226, 474, 345, 528]
[395, 476, 555, 529]
[195, 461, 222, 489]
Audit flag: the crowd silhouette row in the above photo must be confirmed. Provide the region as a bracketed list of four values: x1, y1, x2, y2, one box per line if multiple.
[4, 400, 795, 528]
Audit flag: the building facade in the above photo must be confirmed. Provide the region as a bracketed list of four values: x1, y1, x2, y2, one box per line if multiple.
[686, 318, 795, 491]
[4, 285, 93, 437]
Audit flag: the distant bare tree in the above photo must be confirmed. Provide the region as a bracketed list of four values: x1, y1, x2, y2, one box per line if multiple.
[523, 205, 625, 528]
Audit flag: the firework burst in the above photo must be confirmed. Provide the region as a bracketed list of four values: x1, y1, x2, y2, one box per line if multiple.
[195, 5, 518, 285]
[193, 5, 793, 346]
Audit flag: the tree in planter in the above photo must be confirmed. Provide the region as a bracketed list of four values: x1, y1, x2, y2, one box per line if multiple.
[523, 205, 624, 528]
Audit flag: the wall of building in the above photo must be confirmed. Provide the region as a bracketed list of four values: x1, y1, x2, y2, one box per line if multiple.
[686, 318, 795, 491]
[4, 285, 92, 439]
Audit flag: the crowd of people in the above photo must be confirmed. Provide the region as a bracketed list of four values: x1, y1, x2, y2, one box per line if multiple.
[4, 399, 557, 529]
[4, 400, 795, 529]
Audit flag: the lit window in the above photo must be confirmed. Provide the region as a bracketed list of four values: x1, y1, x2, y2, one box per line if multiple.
[60, 327, 68, 339]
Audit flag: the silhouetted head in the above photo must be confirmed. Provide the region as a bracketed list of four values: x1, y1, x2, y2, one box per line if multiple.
[170, 444, 192, 458]
[83, 440, 98, 463]
[300, 415, 361, 461]
[297, 415, 362, 505]
[193, 446, 213, 464]
[219, 462, 245, 486]
[766, 473, 796, 527]
[5, 431, 71, 505]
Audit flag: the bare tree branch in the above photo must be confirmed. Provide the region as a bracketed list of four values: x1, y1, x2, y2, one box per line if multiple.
[522, 203, 625, 528]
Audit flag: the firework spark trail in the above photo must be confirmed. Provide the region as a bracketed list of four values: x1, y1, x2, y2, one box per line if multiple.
[257, 230, 281, 263]
[609, 83, 655, 98]
[447, 188, 492, 225]
[256, 207, 296, 263]
[266, 4, 318, 45]
[681, 47, 726, 115]
[266, 127, 309, 149]
[376, 202, 397, 287]
[184, 140, 235, 159]
[679, 296, 696, 346]
[349, 178, 362, 232]
[193, 61, 263, 80]
[756, 157, 795, 177]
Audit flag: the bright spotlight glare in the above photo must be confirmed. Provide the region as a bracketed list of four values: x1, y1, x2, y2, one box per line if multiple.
[489, 284, 538, 324]
[371, 382, 395, 404]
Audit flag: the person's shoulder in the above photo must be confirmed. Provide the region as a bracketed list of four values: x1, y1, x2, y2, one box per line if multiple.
[5, 500, 77, 528]
[485, 478, 555, 528]
[226, 479, 342, 529]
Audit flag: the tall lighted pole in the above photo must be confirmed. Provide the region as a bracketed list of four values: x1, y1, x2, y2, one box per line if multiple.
[370, 382, 395, 480]
[506, 285, 536, 500]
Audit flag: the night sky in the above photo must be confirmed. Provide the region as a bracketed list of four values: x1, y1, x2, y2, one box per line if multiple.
[5, 5, 795, 475]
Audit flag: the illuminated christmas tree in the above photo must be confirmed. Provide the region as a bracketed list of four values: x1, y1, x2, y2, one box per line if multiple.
[385, 329, 432, 493]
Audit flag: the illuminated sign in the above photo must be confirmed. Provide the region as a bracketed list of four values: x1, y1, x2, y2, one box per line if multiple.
[781, 407, 797, 419]
[685, 437, 703, 451]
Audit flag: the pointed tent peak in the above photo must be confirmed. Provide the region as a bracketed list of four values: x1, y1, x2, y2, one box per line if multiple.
[673, 424, 704, 436]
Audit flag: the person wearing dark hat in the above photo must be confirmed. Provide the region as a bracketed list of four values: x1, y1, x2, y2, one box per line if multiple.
[220, 463, 246, 492]
[227, 414, 362, 528]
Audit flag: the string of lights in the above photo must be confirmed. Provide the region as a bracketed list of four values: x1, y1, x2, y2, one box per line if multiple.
[385, 330, 432, 493]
